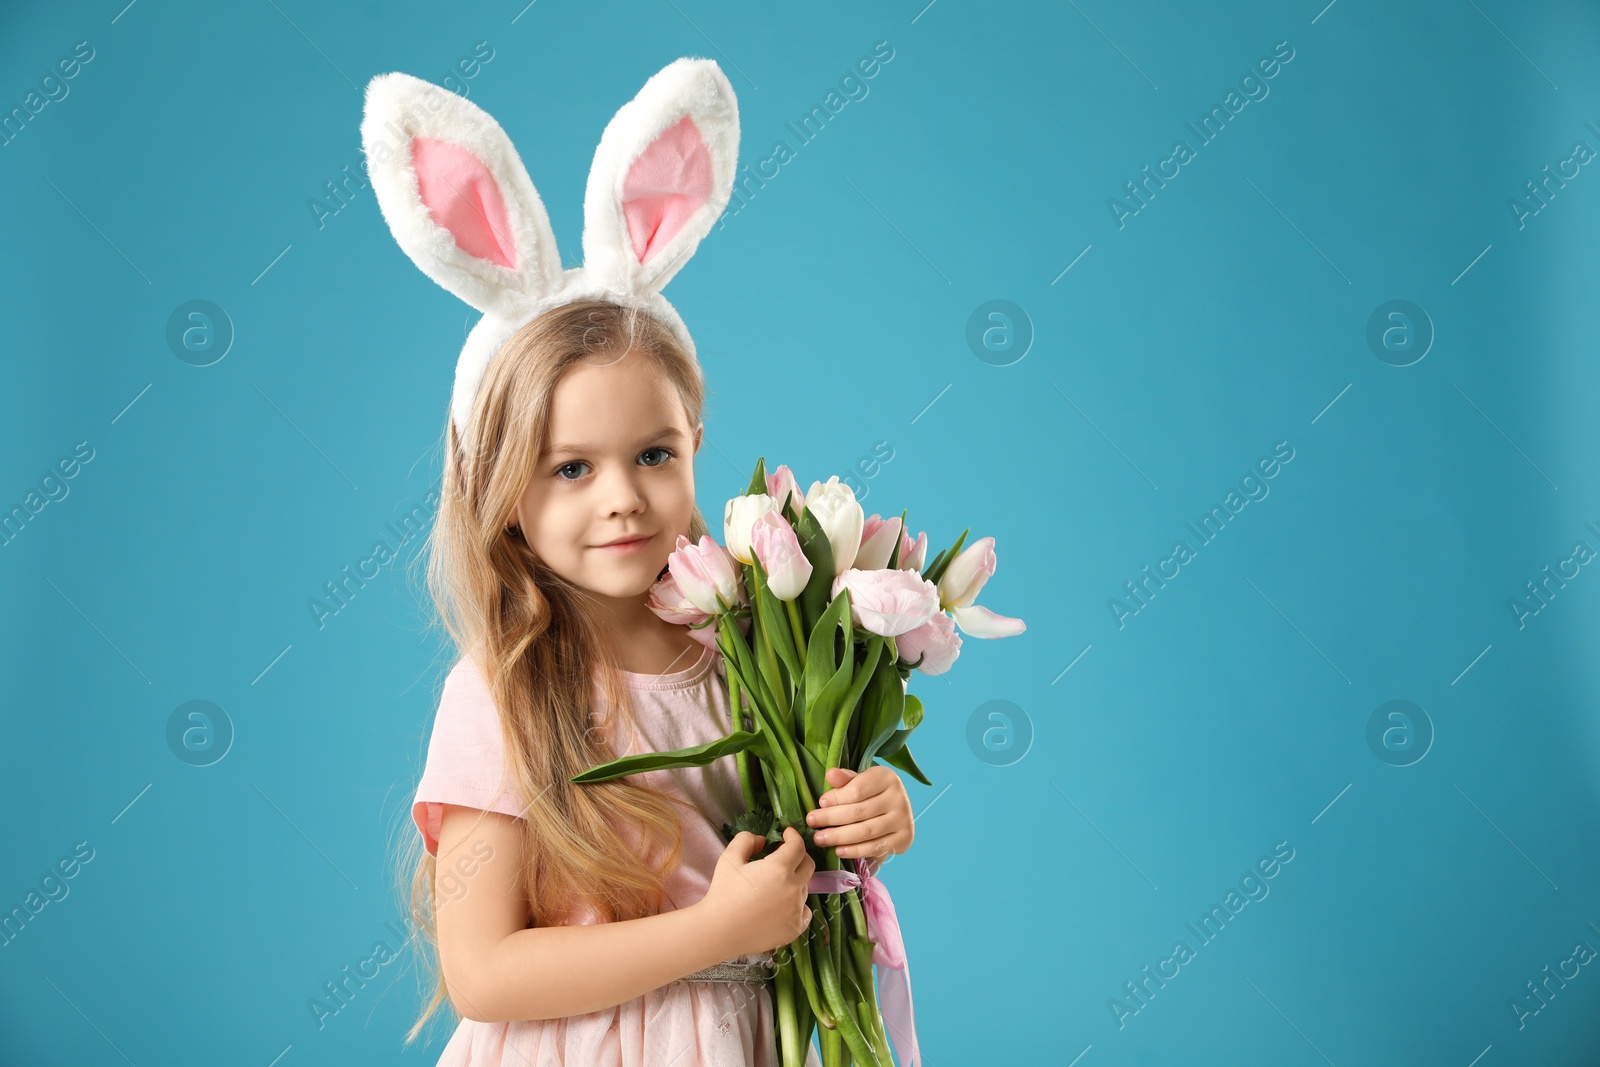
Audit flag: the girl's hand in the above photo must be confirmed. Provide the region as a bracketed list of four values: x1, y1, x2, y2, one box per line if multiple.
[701, 828, 816, 957]
[805, 767, 914, 865]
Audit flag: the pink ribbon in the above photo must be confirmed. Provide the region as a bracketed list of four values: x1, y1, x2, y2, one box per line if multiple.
[807, 858, 920, 1067]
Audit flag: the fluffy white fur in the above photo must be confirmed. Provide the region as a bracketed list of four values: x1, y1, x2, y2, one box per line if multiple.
[359, 58, 741, 448]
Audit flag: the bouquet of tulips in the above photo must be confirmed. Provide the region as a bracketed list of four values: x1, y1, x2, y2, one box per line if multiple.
[571, 459, 1024, 1067]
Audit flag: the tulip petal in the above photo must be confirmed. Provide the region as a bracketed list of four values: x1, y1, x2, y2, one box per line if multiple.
[832, 568, 941, 637]
[896, 611, 962, 675]
[950, 603, 1026, 639]
[938, 536, 997, 610]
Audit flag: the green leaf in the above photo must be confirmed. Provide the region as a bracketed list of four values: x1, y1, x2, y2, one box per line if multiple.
[569, 730, 762, 783]
[855, 658, 905, 769]
[825, 635, 884, 769]
[723, 806, 780, 842]
[794, 508, 836, 632]
[802, 590, 853, 759]
[886, 508, 909, 569]
[763, 747, 803, 824]
[903, 693, 924, 731]
[721, 806, 818, 857]
[751, 556, 803, 683]
[876, 739, 931, 786]
[875, 727, 912, 761]
[747, 457, 768, 497]
[719, 611, 783, 722]
[795, 742, 827, 798]
[810, 657, 854, 758]
[747, 563, 789, 719]
[923, 528, 969, 588]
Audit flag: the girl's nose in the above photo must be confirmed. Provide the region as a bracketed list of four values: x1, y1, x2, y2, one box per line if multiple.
[597, 465, 647, 515]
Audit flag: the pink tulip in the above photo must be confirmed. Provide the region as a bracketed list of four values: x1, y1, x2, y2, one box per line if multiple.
[686, 619, 725, 651]
[830, 568, 941, 638]
[750, 511, 813, 601]
[896, 611, 962, 675]
[897, 527, 928, 573]
[646, 572, 726, 650]
[766, 464, 806, 517]
[938, 536, 1025, 639]
[855, 515, 904, 571]
[666, 534, 746, 616]
[646, 571, 711, 627]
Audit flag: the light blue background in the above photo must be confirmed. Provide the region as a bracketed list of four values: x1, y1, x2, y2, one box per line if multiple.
[3, 1, 1600, 1063]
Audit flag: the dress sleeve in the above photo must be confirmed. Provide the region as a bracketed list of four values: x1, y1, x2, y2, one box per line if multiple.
[412, 653, 527, 857]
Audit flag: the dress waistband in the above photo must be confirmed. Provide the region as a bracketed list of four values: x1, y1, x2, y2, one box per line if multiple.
[678, 952, 777, 984]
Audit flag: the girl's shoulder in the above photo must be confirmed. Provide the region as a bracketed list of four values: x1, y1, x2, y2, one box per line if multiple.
[425, 649, 503, 756]
[434, 650, 495, 718]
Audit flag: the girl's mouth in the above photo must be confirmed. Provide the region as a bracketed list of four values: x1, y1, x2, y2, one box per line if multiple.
[593, 533, 654, 554]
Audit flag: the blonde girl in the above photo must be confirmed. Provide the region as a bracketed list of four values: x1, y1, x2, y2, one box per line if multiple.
[362, 59, 915, 1066]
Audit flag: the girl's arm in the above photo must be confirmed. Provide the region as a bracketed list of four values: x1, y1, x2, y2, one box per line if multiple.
[432, 803, 737, 1023]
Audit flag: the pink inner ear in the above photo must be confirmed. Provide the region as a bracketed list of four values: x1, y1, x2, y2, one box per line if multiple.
[622, 115, 712, 266]
[412, 136, 518, 270]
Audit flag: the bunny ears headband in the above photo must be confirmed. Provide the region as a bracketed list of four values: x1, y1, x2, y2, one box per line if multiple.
[359, 58, 741, 450]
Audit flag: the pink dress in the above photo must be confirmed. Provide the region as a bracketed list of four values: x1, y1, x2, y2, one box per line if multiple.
[412, 639, 824, 1067]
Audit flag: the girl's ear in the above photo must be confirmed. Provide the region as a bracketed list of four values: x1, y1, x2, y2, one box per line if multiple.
[580, 58, 740, 298]
[361, 72, 563, 319]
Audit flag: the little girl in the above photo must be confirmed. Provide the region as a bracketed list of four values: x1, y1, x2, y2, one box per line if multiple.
[406, 301, 825, 1065]
[360, 59, 915, 1066]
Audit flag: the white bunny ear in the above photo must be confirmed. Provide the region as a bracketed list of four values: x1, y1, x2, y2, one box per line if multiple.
[581, 58, 740, 296]
[361, 72, 561, 318]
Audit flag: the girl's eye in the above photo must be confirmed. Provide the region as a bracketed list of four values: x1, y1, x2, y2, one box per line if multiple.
[640, 446, 675, 467]
[554, 447, 675, 482]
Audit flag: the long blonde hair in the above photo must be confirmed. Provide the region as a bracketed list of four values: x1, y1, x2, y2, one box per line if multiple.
[395, 300, 713, 1040]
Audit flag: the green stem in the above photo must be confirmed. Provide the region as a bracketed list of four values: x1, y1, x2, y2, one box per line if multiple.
[793, 961, 818, 1063]
[834, 865, 890, 1061]
[846, 921, 890, 1062]
[789, 901, 835, 1029]
[820, 1027, 844, 1065]
[726, 638, 817, 812]
[776, 959, 802, 1067]
[759, 754, 832, 1033]
[719, 620, 816, 813]
[825, 637, 883, 773]
[745, 571, 792, 726]
[760, 621, 792, 722]
[785, 598, 808, 663]
[855, 1002, 877, 1065]
[727, 669, 757, 813]
[844, 884, 871, 948]
[816, 940, 879, 1065]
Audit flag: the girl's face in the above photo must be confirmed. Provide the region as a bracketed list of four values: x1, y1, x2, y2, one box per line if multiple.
[513, 350, 703, 603]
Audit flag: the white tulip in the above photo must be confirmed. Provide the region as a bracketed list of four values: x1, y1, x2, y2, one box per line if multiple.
[804, 477, 864, 575]
[723, 493, 778, 565]
[938, 536, 1026, 639]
